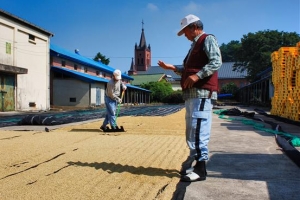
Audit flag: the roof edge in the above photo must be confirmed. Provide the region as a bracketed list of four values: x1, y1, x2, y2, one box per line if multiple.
[0, 9, 54, 37]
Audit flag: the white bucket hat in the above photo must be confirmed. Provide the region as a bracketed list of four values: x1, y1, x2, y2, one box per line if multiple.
[177, 14, 200, 36]
[113, 69, 122, 80]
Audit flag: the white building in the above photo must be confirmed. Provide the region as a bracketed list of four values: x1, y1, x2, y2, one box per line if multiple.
[0, 9, 53, 111]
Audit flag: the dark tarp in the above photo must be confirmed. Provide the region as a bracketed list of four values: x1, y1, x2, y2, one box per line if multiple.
[17, 115, 62, 125]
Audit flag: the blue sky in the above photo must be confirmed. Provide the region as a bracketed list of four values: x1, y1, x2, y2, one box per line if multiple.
[1, 0, 299, 73]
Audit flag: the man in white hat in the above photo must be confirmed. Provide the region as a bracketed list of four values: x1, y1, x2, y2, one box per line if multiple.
[158, 14, 222, 182]
[100, 69, 127, 130]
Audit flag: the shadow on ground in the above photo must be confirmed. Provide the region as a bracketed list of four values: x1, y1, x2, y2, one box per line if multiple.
[67, 161, 180, 179]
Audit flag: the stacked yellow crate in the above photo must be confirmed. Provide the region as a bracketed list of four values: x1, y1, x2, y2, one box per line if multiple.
[271, 42, 300, 121]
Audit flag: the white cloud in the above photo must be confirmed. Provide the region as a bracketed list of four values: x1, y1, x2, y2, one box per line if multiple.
[147, 3, 159, 11]
[183, 1, 202, 13]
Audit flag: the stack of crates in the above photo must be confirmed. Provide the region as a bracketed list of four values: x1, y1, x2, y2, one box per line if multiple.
[271, 42, 300, 121]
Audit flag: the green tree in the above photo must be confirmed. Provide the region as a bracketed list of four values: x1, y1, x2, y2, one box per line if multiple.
[219, 40, 241, 62]
[232, 30, 300, 82]
[220, 82, 238, 95]
[140, 81, 173, 102]
[93, 52, 110, 65]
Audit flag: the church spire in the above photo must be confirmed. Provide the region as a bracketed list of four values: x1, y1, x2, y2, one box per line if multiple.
[139, 20, 147, 49]
[130, 57, 136, 71]
[129, 19, 151, 73]
[128, 57, 137, 75]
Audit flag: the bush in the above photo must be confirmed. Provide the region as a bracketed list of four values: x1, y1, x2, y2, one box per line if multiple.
[220, 82, 238, 95]
[163, 90, 184, 104]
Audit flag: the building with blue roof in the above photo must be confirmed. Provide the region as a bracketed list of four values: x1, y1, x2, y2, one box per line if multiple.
[50, 44, 150, 107]
[1, 8, 151, 111]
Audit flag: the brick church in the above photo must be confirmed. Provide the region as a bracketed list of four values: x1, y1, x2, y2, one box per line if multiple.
[128, 21, 151, 75]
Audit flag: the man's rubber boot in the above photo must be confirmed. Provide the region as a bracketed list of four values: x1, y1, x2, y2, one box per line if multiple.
[180, 161, 207, 182]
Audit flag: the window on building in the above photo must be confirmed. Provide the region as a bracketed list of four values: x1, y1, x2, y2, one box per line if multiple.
[96, 71, 99, 75]
[74, 64, 78, 70]
[29, 34, 35, 41]
[84, 67, 88, 73]
[70, 98, 76, 102]
[61, 60, 66, 67]
[28, 34, 36, 44]
[6, 42, 11, 54]
[29, 102, 36, 107]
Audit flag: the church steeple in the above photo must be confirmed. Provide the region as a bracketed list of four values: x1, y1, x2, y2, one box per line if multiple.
[134, 20, 151, 72]
[128, 57, 137, 75]
[138, 20, 147, 49]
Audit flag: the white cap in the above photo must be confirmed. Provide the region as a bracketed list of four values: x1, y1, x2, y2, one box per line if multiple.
[177, 14, 200, 36]
[113, 69, 122, 80]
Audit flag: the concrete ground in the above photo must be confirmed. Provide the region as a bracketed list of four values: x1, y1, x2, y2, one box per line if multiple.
[0, 105, 299, 200]
[173, 106, 300, 200]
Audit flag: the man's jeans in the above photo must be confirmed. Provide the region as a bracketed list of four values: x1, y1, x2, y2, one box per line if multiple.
[103, 96, 117, 128]
[185, 98, 212, 161]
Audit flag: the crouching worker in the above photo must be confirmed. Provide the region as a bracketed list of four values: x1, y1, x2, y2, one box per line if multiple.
[100, 69, 126, 131]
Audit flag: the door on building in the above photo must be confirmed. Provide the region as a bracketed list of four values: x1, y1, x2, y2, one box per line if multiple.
[0, 74, 15, 112]
[96, 87, 101, 106]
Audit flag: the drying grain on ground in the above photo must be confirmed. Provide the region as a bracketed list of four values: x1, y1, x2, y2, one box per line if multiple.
[0, 108, 188, 200]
